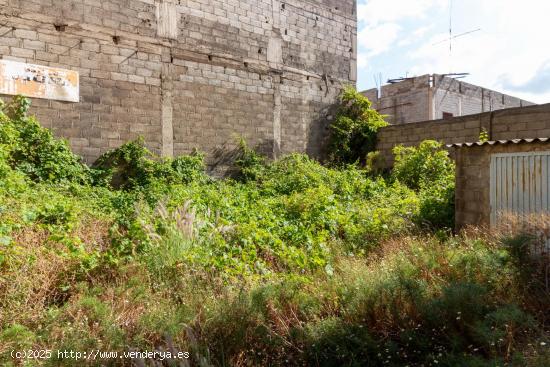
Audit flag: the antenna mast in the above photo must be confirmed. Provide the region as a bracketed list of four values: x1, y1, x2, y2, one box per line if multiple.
[432, 0, 481, 73]
[449, 0, 453, 56]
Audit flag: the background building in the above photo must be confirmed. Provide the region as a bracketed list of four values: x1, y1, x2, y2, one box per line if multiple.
[362, 74, 534, 125]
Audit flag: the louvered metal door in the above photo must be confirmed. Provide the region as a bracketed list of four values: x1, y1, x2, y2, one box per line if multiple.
[490, 151, 550, 224]
[490, 151, 550, 254]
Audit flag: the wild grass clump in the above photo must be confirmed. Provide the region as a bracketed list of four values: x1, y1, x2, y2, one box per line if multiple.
[0, 96, 548, 366]
[192, 235, 549, 366]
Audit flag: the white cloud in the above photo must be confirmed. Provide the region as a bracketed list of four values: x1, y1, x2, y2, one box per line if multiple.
[356, 0, 444, 71]
[358, 23, 401, 57]
[397, 25, 433, 47]
[358, 0, 444, 26]
[357, 52, 368, 68]
[503, 61, 550, 94]
[404, 0, 550, 103]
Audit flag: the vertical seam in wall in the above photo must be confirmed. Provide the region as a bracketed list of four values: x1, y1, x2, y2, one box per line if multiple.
[161, 62, 174, 157]
[273, 75, 282, 158]
[349, 28, 357, 83]
[455, 148, 461, 229]
[272, 0, 280, 29]
[489, 111, 494, 140]
[428, 82, 433, 120]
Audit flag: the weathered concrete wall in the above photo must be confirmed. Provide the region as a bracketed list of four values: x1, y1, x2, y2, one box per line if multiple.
[363, 74, 534, 125]
[454, 141, 550, 229]
[0, 0, 357, 171]
[376, 103, 550, 166]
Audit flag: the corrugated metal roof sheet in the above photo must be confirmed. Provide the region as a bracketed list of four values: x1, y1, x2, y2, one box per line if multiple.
[447, 138, 550, 148]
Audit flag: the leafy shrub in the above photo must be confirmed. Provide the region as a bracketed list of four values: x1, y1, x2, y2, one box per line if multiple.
[0, 96, 92, 184]
[365, 150, 386, 176]
[170, 154, 206, 183]
[93, 138, 207, 190]
[125, 152, 422, 276]
[252, 153, 368, 198]
[234, 137, 267, 182]
[258, 153, 337, 195]
[36, 201, 77, 230]
[417, 179, 455, 229]
[479, 127, 490, 142]
[392, 140, 456, 228]
[328, 86, 388, 165]
[392, 140, 454, 191]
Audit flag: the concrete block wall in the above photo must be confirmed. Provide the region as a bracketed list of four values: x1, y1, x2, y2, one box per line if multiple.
[0, 0, 357, 171]
[376, 103, 550, 166]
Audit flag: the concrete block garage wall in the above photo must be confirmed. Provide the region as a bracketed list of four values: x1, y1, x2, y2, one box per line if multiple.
[0, 0, 357, 172]
[454, 141, 550, 229]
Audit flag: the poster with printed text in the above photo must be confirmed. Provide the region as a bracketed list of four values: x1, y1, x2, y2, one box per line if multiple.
[0, 59, 79, 102]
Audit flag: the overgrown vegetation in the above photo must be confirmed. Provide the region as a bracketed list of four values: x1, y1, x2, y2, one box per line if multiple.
[392, 140, 456, 229]
[0, 96, 548, 366]
[327, 86, 388, 165]
[0, 96, 92, 185]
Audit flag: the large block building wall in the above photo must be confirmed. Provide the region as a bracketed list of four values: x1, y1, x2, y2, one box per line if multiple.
[0, 0, 357, 171]
[363, 74, 534, 125]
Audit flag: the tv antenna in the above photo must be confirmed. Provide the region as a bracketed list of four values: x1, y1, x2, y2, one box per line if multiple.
[372, 72, 383, 97]
[432, 0, 480, 72]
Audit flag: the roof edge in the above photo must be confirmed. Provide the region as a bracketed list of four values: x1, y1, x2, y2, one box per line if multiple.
[447, 138, 550, 148]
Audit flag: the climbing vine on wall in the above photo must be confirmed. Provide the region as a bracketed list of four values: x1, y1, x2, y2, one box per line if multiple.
[327, 86, 388, 165]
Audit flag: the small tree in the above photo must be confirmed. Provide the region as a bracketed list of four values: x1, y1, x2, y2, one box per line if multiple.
[328, 87, 388, 165]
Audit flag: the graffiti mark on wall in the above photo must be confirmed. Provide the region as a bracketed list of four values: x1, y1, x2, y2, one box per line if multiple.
[0, 60, 79, 102]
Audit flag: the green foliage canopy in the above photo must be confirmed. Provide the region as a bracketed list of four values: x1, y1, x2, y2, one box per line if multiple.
[392, 140, 456, 228]
[328, 86, 388, 165]
[0, 96, 92, 184]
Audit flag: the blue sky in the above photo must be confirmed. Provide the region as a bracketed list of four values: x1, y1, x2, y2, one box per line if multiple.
[356, 0, 550, 104]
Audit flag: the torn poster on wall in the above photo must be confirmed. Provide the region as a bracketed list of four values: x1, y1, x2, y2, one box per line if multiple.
[0, 59, 79, 102]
